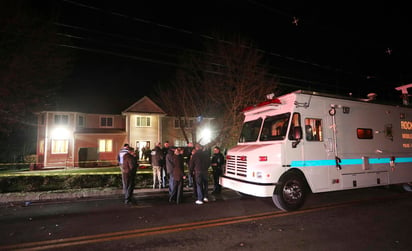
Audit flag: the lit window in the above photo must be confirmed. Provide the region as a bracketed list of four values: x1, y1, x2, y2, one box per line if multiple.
[136, 116, 151, 127]
[99, 139, 113, 152]
[100, 116, 113, 128]
[54, 114, 69, 125]
[51, 139, 68, 154]
[39, 140, 44, 154]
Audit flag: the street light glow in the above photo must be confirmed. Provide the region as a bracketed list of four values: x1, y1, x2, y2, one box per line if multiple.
[200, 128, 211, 145]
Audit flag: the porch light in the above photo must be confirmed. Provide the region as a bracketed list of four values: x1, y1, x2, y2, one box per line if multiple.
[51, 127, 70, 139]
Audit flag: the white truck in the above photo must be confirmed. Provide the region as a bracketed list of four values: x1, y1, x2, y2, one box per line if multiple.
[220, 88, 412, 211]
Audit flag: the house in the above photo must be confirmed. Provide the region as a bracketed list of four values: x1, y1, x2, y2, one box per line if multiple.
[35, 110, 127, 169]
[35, 96, 214, 169]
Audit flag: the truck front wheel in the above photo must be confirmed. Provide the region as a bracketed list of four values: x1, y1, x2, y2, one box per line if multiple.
[272, 173, 306, 211]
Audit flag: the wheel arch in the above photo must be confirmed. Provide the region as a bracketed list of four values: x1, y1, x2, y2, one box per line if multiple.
[277, 168, 312, 193]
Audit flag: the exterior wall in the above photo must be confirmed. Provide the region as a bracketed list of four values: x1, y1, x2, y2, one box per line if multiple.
[74, 133, 126, 167]
[161, 117, 191, 146]
[36, 111, 126, 168]
[42, 112, 76, 168]
[161, 117, 215, 147]
[85, 114, 125, 129]
[36, 114, 46, 168]
[128, 114, 162, 152]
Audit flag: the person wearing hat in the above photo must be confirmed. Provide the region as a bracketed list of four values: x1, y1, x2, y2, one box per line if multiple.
[211, 146, 225, 194]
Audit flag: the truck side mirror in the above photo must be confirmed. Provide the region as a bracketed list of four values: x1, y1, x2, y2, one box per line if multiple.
[291, 126, 302, 148]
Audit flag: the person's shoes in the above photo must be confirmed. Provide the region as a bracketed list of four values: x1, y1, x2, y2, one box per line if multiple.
[195, 200, 203, 205]
[203, 197, 209, 202]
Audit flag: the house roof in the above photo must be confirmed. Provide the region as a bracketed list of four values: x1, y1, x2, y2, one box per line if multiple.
[122, 96, 166, 115]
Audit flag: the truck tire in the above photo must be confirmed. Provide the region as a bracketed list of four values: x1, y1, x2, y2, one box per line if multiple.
[272, 172, 306, 211]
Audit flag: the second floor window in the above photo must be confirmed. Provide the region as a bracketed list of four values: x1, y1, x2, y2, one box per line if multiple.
[100, 116, 113, 128]
[54, 114, 69, 125]
[78, 116, 85, 127]
[136, 116, 151, 127]
[174, 119, 194, 128]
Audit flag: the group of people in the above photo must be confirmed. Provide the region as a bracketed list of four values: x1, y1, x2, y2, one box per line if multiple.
[118, 141, 225, 206]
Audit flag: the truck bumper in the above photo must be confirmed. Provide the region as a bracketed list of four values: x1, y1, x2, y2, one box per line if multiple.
[220, 175, 276, 197]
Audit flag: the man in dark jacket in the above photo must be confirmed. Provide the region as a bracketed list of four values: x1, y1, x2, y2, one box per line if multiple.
[169, 148, 185, 204]
[211, 146, 225, 194]
[118, 143, 129, 166]
[165, 147, 175, 195]
[191, 144, 210, 205]
[121, 147, 138, 205]
[150, 142, 163, 189]
[161, 141, 170, 187]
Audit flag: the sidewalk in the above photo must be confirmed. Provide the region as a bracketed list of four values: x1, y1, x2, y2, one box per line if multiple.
[0, 186, 181, 205]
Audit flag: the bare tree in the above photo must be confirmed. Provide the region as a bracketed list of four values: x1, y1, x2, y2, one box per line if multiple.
[0, 1, 72, 162]
[155, 37, 278, 149]
[0, 1, 72, 135]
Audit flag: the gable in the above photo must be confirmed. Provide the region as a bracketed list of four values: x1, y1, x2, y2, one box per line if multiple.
[122, 96, 166, 115]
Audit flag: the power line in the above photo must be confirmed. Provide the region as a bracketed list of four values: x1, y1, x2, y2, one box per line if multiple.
[57, 1, 383, 95]
[57, 43, 181, 68]
[60, 0, 358, 78]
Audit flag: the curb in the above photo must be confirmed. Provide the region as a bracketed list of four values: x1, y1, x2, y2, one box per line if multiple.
[0, 187, 197, 205]
[0, 188, 123, 204]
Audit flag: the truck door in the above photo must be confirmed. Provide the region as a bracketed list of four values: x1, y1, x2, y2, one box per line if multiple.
[284, 113, 331, 192]
[301, 116, 332, 191]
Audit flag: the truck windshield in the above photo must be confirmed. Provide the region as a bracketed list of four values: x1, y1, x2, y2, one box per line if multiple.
[260, 113, 290, 141]
[239, 118, 263, 142]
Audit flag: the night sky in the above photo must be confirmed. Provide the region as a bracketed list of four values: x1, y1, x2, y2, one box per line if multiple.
[45, 0, 412, 113]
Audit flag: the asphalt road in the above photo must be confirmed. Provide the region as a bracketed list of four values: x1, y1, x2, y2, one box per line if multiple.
[1, 187, 411, 250]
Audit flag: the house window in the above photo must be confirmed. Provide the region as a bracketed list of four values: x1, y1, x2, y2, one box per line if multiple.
[174, 119, 194, 128]
[78, 115, 85, 127]
[39, 140, 44, 154]
[136, 116, 151, 127]
[54, 114, 69, 125]
[100, 116, 113, 128]
[99, 139, 113, 152]
[40, 114, 45, 125]
[51, 139, 68, 154]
